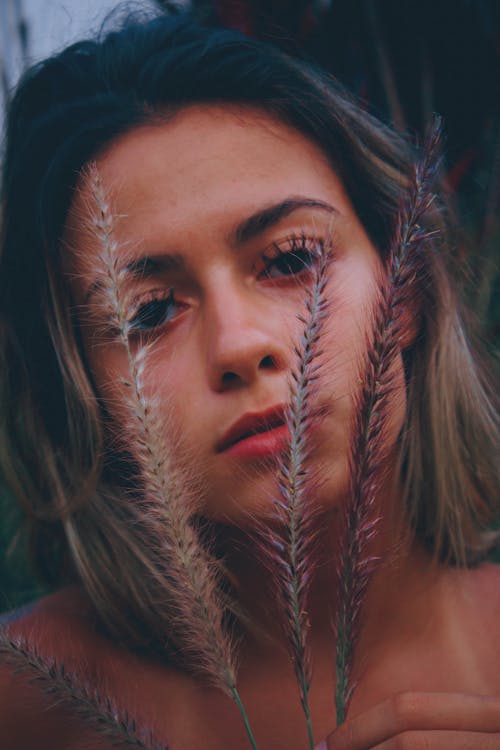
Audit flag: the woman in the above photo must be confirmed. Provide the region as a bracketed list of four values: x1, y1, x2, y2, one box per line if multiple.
[1, 8, 499, 749]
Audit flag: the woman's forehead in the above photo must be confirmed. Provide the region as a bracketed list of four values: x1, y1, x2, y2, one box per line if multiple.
[71, 105, 352, 239]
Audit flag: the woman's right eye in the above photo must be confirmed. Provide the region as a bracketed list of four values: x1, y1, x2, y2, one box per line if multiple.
[128, 288, 179, 332]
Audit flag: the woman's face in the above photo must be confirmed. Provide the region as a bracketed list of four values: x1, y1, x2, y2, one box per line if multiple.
[66, 105, 406, 524]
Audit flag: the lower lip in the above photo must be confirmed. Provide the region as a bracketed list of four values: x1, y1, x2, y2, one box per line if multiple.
[222, 423, 291, 459]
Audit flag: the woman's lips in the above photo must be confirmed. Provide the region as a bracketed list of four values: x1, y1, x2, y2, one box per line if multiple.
[221, 422, 291, 459]
[217, 401, 328, 460]
[216, 404, 287, 453]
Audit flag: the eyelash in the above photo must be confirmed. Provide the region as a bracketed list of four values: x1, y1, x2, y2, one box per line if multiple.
[127, 233, 325, 334]
[128, 287, 177, 333]
[261, 232, 324, 280]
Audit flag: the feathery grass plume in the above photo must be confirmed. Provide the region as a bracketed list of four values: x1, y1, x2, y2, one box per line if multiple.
[255, 235, 334, 750]
[84, 161, 259, 750]
[334, 116, 443, 725]
[0, 627, 167, 749]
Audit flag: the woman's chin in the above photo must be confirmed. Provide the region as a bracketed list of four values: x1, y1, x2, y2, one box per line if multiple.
[200, 458, 349, 529]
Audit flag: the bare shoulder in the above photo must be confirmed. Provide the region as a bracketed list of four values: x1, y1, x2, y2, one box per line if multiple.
[465, 561, 500, 615]
[0, 586, 190, 748]
[0, 588, 107, 748]
[3, 585, 98, 638]
[453, 561, 500, 689]
[451, 561, 500, 634]
[1, 586, 107, 689]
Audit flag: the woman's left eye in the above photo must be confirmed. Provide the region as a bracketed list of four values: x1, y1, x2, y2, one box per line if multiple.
[128, 288, 178, 332]
[260, 235, 323, 280]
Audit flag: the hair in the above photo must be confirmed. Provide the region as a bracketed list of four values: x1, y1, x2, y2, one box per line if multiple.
[0, 7, 498, 652]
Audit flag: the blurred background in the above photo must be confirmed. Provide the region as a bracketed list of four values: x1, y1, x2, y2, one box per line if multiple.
[1, 0, 499, 613]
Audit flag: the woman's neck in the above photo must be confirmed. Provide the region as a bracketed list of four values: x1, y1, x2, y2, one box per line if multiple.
[215, 503, 448, 666]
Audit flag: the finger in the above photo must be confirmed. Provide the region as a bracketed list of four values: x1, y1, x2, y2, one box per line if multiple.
[373, 730, 500, 750]
[328, 693, 500, 750]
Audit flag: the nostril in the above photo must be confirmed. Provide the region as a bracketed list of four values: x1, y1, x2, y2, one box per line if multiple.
[260, 354, 276, 368]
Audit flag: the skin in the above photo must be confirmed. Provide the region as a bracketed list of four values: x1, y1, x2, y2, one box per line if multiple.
[67, 104, 398, 526]
[2, 105, 500, 749]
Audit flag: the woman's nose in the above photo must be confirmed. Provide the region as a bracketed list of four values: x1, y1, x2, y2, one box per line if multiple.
[203, 280, 292, 393]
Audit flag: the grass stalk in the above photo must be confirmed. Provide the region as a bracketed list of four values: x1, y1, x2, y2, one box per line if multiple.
[257, 237, 333, 750]
[231, 685, 260, 750]
[334, 117, 443, 725]
[0, 628, 166, 749]
[85, 162, 258, 749]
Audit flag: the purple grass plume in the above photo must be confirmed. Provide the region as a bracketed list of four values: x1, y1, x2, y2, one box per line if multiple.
[84, 162, 259, 750]
[0, 628, 167, 750]
[334, 116, 443, 725]
[256, 236, 334, 750]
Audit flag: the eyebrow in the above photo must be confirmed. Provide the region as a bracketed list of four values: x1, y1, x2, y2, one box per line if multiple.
[230, 196, 336, 245]
[83, 196, 336, 304]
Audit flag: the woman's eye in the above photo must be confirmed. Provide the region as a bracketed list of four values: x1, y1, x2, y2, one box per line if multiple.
[261, 236, 323, 280]
[129, 288, 178, 332]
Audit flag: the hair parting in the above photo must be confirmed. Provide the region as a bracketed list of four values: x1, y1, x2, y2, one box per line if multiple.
[334, 117, 444, 725]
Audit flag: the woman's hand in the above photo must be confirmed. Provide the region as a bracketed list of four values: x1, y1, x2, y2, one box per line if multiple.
[326, 692, 500, 749]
